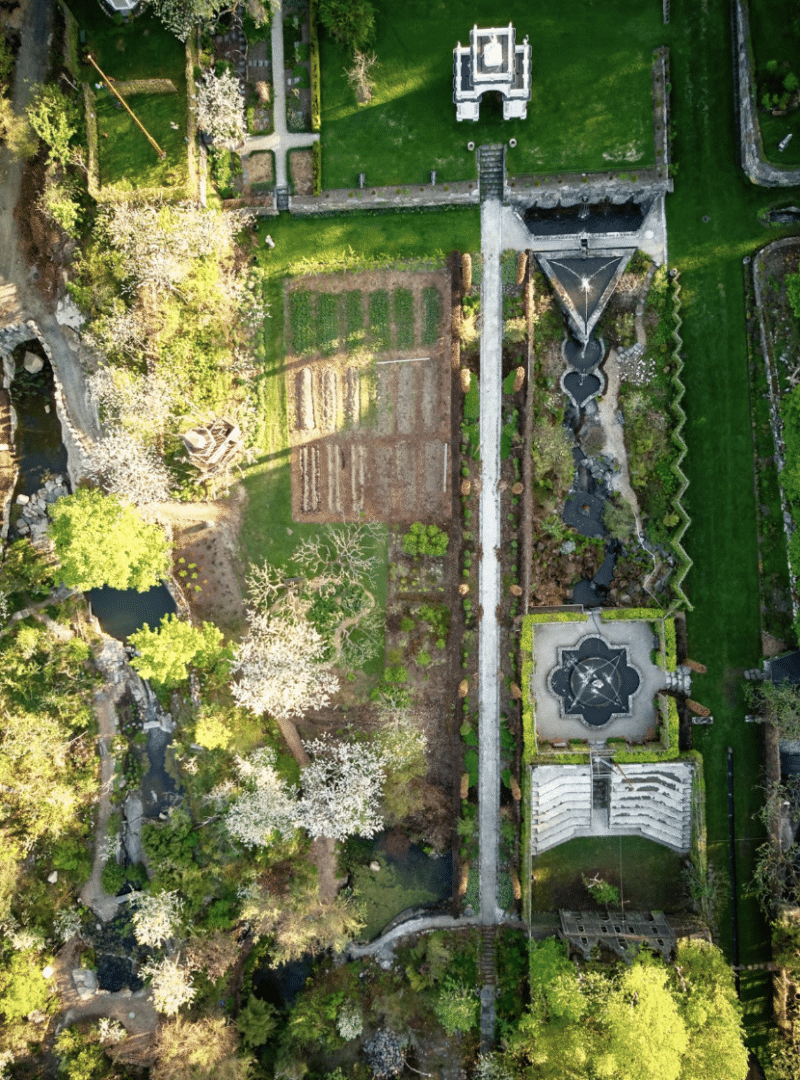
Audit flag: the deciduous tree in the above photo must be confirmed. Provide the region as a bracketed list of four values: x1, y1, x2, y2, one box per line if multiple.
[49, 488, 171, 591]
[221, 747, 298, 847]
[196, 69, 246, 149]
[130, 614, 227, 690]
[131, 889, 184, 948]
[295, 736, 384, 841]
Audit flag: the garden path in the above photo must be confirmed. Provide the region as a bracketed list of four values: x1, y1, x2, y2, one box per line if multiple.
[477, 196, 503, 930]
[239, 2, 318, 191]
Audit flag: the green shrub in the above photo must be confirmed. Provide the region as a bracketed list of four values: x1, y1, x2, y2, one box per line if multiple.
[402, 522, 449, 556]
[464, 374, 479, 420]
[417, 649, 431, 667]
[434, 979, 478, 1035]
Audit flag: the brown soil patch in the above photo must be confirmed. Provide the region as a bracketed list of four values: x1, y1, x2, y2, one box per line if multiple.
[285, 268, 451, 524]
[244, 149, 273, 186]
[143, 490, 247, 635]
[289, 148, 312, 195]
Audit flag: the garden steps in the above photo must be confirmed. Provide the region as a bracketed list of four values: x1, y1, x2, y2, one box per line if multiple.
[479, 925, 497, 985]
[478, 145, 505, 203]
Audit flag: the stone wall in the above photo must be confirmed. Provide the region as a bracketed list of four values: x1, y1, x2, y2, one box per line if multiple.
[290, 179, 479, 215]
[752, 238, 800, 623]
[735, 0, 800, 187]
[0, 320, 95, 493]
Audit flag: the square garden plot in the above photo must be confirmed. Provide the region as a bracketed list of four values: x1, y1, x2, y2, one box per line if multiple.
[284, 268, 451, 524]
[94, 92, 189, 193]
[320, 0, 663, 187]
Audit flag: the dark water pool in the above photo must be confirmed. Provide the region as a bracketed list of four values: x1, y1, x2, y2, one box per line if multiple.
[87, 583, 176, 640]
[10, 352, 68, 498]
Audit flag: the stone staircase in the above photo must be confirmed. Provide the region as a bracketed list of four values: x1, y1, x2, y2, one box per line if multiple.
[275, 185, 290, 211]
[529, 765, 592, 855]
[478, 145, 505, 202]
[479, 925, 497, 986]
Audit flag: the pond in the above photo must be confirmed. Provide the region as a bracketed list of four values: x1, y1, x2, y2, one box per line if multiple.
[350, 831, 454, 941]
[10, 345, 68, 500]
[86, 583, 176, 641]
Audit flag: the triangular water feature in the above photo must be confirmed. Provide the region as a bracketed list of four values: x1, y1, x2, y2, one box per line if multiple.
[537, 251, 633, 344]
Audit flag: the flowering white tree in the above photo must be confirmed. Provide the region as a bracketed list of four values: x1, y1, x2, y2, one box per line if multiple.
[131, 890, 183, 948]
[295, 737, 385, 842]
[337, 1002, 363, 1040]
[230, 611, 339, 720]
[149, 0, 228, 41]
[100, 201, 248, 296]
[140, 956, 196, 1015]
[88, 367, 175, 447]
[196, 69, 246, 149]
[85, 429, 174, 506]
[223, 748, 298, 847]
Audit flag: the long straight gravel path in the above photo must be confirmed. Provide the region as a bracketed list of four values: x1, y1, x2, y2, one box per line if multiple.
[478, 197, 503, 926]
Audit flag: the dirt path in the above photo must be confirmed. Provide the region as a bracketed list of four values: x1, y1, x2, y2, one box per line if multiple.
[0, 0, 101, 450]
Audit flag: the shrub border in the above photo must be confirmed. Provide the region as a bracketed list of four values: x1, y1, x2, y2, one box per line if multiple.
[309, 0, 321, 132]
[668, 271, 693, 609]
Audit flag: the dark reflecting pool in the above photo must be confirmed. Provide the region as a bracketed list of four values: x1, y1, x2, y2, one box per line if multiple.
[87, 583, 176, 640]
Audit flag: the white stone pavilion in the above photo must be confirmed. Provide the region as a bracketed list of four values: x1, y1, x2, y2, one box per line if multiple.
[453, 23, 531, 122]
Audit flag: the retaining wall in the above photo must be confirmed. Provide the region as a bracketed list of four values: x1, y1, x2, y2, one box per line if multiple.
[734, 0, 800, 186]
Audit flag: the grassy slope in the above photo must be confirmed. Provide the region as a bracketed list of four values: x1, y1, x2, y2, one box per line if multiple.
[321, 0, 660, 187]
[667, 0, 800, 1044]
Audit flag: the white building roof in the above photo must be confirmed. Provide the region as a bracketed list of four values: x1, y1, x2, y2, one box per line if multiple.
[453, 23, 531, 121]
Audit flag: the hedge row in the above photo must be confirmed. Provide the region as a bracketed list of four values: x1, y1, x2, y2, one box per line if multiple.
[309, 0, 321, 132]
[520, 616, 536, 763]
[524, 610, 586, 624]
[600, 607, 665, 621]
[666, 272, 693, 609]
[664, 618, 677, 669]
[312, 141, 321, 196]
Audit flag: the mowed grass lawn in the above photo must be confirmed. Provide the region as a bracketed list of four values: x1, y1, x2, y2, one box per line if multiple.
[530, 836, 684, 912]
[749, 0, 800, 166]
[666, 0, 800, 1046]
[95, 93, 188, 190]
[64, 0, 189, 191]
[320, 0, 662, 188]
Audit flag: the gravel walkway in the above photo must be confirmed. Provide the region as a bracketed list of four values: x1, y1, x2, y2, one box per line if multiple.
[478, 197, 503, 927]
[239, 2, 319, 188]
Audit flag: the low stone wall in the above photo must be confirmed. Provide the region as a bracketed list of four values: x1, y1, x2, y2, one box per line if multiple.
[752, 237, 800, 623]
[734, 0, 800, 187]
[291, 179, 479, 215]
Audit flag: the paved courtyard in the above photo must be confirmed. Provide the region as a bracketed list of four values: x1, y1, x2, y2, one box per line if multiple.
[530, 613, 667, 744]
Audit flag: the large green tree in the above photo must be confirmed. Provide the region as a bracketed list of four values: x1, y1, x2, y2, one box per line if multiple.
[129, 613, 228, 690]
[505, 939, 747, 1080]
[317, 0, 376, 52]
[49, 488, 171, 591]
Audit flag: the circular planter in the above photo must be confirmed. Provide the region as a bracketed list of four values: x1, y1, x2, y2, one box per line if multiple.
[509, 138, 517, 148]
[467, 141, 475, 152]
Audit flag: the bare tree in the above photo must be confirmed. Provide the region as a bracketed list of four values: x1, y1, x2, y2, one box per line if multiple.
[345, 50, 378, 105]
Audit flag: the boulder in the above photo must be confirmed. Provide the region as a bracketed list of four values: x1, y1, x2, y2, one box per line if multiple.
[23, 351, 44, 375]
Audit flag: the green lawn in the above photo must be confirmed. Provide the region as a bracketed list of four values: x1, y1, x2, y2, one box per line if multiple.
[530, 836, 684, 912]
[64, 0, 187, 85]
[64, 0, 189, 192]
[95, 92, 188, 191]
[748, 0, 800, 166]
[320, 0, 662, 188]
[665, 0, 800, 1048]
